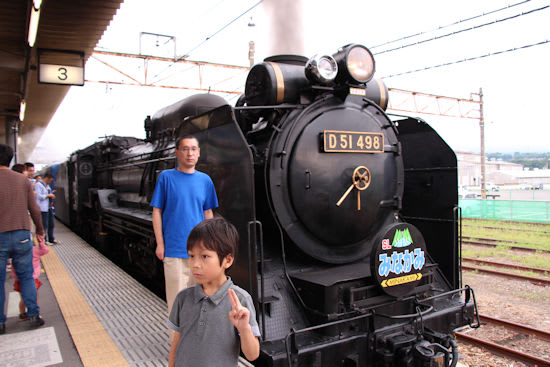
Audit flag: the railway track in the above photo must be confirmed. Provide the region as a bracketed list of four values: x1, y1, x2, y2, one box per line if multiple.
[456, 313, 550, 366]
[462, 223, 550, 235]
[462, 257, 550, 276]
[464, 218, 550, 227]
[461, 263, 550, 285]
[462, 237, 550, 254]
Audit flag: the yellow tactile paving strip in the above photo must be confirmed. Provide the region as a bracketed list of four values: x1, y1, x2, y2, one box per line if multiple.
[41, 247, 130, 367]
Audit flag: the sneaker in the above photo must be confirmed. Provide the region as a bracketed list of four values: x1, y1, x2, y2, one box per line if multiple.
[50, 240, 59, 245]
[29, 315, 45, 328]
[18, 313, 29, 321]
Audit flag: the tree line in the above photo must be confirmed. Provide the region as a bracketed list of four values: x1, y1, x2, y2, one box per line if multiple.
[488, 152, 550, 170]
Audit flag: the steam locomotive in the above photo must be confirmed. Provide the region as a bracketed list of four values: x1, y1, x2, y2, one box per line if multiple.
[51, 43, 479, 366]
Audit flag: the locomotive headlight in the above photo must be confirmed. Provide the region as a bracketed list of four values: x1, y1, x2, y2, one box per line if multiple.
[305, 54, 338, 84]
[333, 44, 376, 84]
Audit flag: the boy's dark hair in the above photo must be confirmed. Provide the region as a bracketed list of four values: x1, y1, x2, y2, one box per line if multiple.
[0, 144, 14, 167]
[187, 217, 239, 266]
[24, 162, 34, 168]
[11, 163, 26, 173]
[43, 173, 53, 179]
[175, 135, 199, 150]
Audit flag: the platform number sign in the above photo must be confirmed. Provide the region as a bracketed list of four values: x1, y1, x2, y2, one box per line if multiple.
[39, 64, 84, 86]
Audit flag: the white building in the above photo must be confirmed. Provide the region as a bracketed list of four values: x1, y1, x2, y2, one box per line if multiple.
[487, 169, 550, 185]
[456, 151, 523, 186]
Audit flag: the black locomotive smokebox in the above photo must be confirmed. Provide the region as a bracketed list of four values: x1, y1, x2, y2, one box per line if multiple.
[371, 222, 427, 298]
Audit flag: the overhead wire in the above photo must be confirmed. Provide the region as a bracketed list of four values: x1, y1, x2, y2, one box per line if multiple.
[150, 0, 264, 82]
[380, 39, 550, 79]
[373, 4, 549, 55]
[370, 0, 534, 49]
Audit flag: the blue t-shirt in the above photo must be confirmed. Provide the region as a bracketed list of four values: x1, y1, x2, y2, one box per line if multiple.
[150, 169, 218, 258]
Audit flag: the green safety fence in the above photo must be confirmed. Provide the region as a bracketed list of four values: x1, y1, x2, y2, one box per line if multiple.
[459, 199, 550, 223]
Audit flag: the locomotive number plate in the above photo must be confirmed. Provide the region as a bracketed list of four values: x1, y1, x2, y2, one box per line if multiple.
[323, 130, 384, 153]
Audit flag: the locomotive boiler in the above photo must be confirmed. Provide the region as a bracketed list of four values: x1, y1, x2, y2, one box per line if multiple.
[53, 43, 479, 366]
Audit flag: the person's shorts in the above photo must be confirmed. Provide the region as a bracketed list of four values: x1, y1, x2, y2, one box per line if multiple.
[13, 278, 42, 292]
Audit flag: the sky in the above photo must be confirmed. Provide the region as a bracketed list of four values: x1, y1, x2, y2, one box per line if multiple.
[30, 0, 550, 165]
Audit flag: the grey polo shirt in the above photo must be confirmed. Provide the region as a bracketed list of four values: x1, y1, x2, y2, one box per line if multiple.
[167, 277, 261, 367]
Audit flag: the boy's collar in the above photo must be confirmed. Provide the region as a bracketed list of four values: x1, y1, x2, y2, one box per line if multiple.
[193, 276, 233, 305]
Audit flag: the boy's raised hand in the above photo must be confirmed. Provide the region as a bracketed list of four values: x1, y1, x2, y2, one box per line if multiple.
[228, 289, 250, 332]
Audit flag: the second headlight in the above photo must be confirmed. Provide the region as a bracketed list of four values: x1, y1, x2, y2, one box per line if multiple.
[305, 54, 338, 84]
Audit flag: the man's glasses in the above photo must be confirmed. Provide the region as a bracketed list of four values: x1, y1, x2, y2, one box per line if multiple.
[179, 147, 199, 154]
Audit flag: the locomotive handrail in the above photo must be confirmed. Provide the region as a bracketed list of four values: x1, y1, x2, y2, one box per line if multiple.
[374, 305, 434, 320]
[248, 220, 265, 338]
[284, 312, 373, 367]
[234, 103, 303, 111]
[403, 166, 457, 172]
[454, 205, 462, 288]
[463, 285, 481, 329]
[415, 285, 472, 304]
[99, 147, 174, 168]
[401, 215, 456, 223]
[416, 285, 481, 329]
[97, 156, 175, 171]
[100, 146, 173, 165]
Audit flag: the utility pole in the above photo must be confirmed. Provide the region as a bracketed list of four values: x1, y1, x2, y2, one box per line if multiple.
[248, 17, 256, 67]
[248, 41, 255, 67]
[478, 88, 486, 199]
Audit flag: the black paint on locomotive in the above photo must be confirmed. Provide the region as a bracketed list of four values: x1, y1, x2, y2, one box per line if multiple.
[52, 44, 479, 367]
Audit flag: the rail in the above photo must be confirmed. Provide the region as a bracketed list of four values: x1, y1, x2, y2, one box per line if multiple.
[462, 238, 550, 254]
[462, 257, 550, 275]
[461, 264, 550, 285]
[455, 314, 550, 366]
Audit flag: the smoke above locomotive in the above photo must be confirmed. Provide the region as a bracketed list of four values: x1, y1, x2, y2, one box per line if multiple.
[53, 43, 478, 367]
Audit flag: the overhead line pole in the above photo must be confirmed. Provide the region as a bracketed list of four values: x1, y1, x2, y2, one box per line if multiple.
[475, 88, 486, 199]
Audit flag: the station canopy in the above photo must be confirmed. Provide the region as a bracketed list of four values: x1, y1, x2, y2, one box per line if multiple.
[0, 0, 124, 161]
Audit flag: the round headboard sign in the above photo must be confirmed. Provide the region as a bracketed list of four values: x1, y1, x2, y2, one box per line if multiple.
[372, 223, 427, 297]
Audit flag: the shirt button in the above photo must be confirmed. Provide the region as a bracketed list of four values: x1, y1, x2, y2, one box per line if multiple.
[199, 322, 205, 326]
[201, 308, 206, 312]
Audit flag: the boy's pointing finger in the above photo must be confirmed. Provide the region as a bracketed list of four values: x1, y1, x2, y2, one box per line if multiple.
[228, 289, 241, 310]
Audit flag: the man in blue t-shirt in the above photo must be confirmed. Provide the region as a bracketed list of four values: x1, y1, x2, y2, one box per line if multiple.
[150, 135, 218, 319]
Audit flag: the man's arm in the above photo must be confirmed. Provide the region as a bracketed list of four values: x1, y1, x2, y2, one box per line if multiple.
[28, 182, 44, 236]
[152, 207, 165, 260]
[168, 331, 181, 367]
[35, 183, 48, 201]
[203, 209, 213, 219]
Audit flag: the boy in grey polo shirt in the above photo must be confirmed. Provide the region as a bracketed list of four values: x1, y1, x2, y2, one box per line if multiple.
[167, 218, 260, 367]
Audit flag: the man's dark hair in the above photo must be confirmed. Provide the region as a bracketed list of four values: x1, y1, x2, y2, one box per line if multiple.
[11, 163, 26, 173]
[187, 217, 238, 266]
[24, 162, 34, 168]
[0, 144, 14, 167]
[43, 173, 53, 179]
[175, 135, 199, 150]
